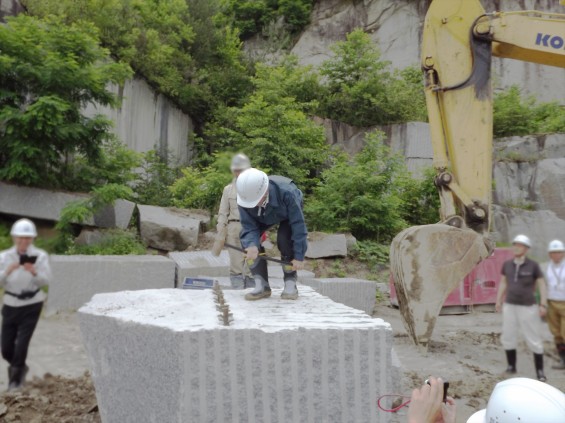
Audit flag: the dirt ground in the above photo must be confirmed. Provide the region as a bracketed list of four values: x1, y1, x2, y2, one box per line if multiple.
[0, 296, 563, 422]
[374, 301, 565, 423]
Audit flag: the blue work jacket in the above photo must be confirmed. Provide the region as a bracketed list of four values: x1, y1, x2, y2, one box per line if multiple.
[239, 176, 308, 261]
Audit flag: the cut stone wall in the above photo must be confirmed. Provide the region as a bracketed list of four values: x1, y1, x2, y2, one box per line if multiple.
[301, 278, 378, 315]
[79, 288, 394, 423]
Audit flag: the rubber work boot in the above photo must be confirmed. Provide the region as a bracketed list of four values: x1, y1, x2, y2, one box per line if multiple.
[552, 344, 565, 370]
[7, 366, 17, 392]
[244, 276, 255, 289]
[8, 366, 27, 391]
[281, 278, 299, 300]
[534, 353, 546, 382]
[505, 349, 517, 374]
[229, 275, 245, 290]
[245, 275, 271, 301]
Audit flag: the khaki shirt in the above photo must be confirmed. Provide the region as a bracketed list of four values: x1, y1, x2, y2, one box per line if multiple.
[216, 181, 240, 231]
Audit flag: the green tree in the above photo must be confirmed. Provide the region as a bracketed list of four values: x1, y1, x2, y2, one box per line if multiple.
[318, 29, 426, 127]
[493, 85, 565, 137]
[400, 167, 441, 226]
[305, 131, 411, 241]
[0, 15, 131, 186]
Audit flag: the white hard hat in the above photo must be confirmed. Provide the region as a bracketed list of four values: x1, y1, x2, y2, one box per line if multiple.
[548, 239, 565, 253]
[466, 378, 565, 423]
[10, 218, 37, 237]
[230, 153, 251, 172]
[236, 168, 269, 208]
[512, 234, 531, 248]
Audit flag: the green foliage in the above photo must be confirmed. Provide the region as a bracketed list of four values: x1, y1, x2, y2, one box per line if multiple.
[66, 229, 146, 255]
[170, 152, 233, 211]
[305, 131, 410, 241]
[0, 223, 11, 251]
[25, 0, 253, 129]
[133, 150, 179, 207]
[0, 15, 132, 186]
[225, 0, 313, 39]
[349, 240, 390, 269]
[318, 29, 427, 127]
[57, 184, 134, 233]
[493, 86, 565, 138]
[0, 221, 60, 253]
[62, 138, 142, 192]
[400, 167, 441, 226]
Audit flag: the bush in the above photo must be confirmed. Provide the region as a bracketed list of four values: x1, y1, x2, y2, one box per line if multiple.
[318, 29, 427, 127]
[66, 229, 146, 255]
[170, 152, 233, 211]
[0, 15, 131, 187]
[494, 85, 565, 137]
[400, 167, 441, 226]
[349, 240, 390, 268]
[305, 131, 410, 242]
[133, 150, 180, 207]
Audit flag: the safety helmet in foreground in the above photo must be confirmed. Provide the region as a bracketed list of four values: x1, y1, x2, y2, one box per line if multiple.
[236, 168, 269, 208]
[548, 239, 565, 253]
[466, 378, 565, 423]
[10, 218, 37, 238]
[230, 153, 251, 172]
[512, 234, 531, 248]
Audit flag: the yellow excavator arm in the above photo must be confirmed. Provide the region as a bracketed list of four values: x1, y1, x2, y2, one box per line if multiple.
[391, 0, 565, 346]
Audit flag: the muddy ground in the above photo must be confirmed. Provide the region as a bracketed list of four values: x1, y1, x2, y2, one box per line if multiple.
[0, 297, 563, 422]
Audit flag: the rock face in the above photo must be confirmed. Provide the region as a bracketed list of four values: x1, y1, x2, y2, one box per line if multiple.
[0, 182, 135, 229]
[305, 232, 347, 258]
[0, 0, 23, 22]
[83, 77, 194, 163]
[493, 205, 565, 259]
[79, 288, 393, 423]
[138, 205, 210, 251]
[289, 0, 564, 104]
[317, 119, 433, 176]
[47, 255, 176, 315]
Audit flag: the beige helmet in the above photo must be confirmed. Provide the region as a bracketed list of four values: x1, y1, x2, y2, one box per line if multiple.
[10, 218, 37, 237]
[236, 168, 269, 208]
[230, 153, 251, 172]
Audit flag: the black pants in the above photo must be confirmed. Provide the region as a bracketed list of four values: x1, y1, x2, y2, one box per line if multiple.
[250, 220, 296, 282]
[1, 302, 43, 368]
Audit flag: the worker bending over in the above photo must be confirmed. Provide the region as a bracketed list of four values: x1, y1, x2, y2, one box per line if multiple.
[544, 239, 565, 370]
[0, 219, 51, 391]
[495, 235, 547, 382]
[212, 153, 253, 289]
[236, 168, 307, 301]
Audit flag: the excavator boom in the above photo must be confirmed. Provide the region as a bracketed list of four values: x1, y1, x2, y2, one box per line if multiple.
[391, 0, 565, 346]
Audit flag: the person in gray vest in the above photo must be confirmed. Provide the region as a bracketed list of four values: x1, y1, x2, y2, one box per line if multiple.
[212, 153, 253, 289]
[0, 219, 51, 391]
[236, 168, 308, 301]
[495, 234, 547, 382]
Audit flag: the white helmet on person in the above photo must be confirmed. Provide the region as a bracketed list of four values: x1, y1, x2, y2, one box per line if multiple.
[230, 153, 251, 172]
[466, 378, 565, 423]
[512, 234, 531, 248]
[236, 168, 269, 208]
[548, 239, 565, 253]
[10, 218, 37, 237]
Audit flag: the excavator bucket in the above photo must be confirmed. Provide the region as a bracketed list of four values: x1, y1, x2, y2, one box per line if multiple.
[390, 224, 492, 346]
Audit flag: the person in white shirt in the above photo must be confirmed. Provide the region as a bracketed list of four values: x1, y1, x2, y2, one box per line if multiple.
[0, 219, 51, 390]
[544, 239, 565, 370]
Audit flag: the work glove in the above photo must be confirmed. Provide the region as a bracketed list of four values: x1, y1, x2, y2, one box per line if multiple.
[211, 237, 225, 257]
[246, 246, 259, 260]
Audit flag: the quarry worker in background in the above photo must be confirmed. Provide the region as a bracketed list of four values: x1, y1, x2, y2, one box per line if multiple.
[0, 219, 51, 391]
[212, 153, 254, 289]
[236, 168, 308, 301]
[543, 239, 565, 370]
[495, 234, 547, 382]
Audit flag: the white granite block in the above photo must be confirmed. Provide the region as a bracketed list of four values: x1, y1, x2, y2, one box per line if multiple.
[169, 251, 230, 286]
[301, 278, 378, 315]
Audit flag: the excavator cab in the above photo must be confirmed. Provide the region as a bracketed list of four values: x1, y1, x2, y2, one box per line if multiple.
[391, 0, 565, 346]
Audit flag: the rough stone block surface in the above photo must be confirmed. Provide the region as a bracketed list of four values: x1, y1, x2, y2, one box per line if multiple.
[138, 205, 205, 251]
[0, 182, 134, 229]
[46, 255, 175, 315]
[301, 278, 378, 315]
[79, 288, 393, 423]
[169, 250, 230, 285]
[305, 232, 347, 258]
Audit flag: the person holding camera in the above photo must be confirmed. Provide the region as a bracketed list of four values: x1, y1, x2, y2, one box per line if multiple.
[0, 219, 51, 391]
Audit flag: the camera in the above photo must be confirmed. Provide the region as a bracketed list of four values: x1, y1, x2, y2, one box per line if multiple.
[19, 254, 38, 265]
[425, 378, 450, 402]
